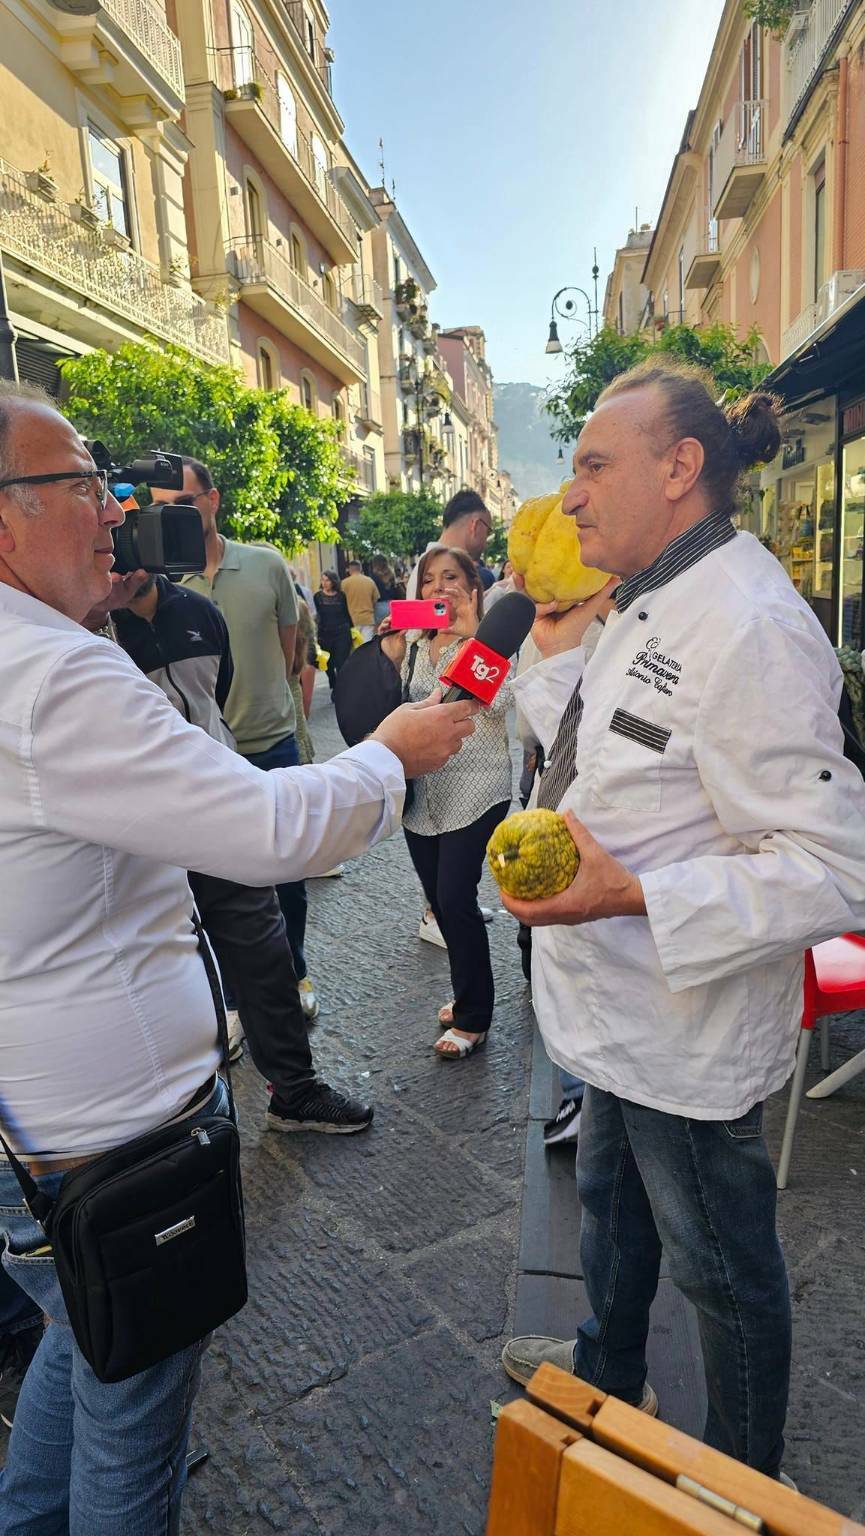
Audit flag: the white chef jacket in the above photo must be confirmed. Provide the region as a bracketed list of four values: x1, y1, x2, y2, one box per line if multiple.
[513, 531, 865, 1119]
[0, 584, 404, 1158]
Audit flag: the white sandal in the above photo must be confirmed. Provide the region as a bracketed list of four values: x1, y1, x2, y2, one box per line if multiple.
[433, 1028, 488, 1060]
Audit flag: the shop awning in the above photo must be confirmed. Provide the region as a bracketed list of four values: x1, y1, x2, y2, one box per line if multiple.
[764, 284, 865, 411]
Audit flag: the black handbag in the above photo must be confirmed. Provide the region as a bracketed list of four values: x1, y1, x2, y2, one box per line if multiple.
[0, 914, 247, 1384]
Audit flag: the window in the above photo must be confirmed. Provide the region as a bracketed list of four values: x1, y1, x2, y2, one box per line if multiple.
[290, 231, 305, 275]
[87, 126, 130, 236]
[277, 74, 297, 157]
[300, 372, 316, 413]
[813, 159, 827, 301]
[322, 271, 336, 311]
[363, 447, 377, 492]
[311, 134, 328, 197]
[617, 292, 624, 334]
[245, 177, 264, 241]
[257, 342, 278, 390]
[739, 21, 763, 104]
[303, 7, 316, 60]
[332, 395, 344, 432]
[230, 0, 254, 86]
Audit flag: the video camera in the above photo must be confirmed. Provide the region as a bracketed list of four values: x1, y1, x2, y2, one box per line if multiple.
[85, 441, 206, 576]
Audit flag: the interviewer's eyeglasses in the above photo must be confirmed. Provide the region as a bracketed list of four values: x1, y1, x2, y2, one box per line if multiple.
[0, 469, 109, 508]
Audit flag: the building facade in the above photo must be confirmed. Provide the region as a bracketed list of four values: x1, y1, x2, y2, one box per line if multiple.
[631, 0, 865, 648]
[0, 0, 229, 386]
[602, 224, 653, 334]
[437, 325, 498, 504]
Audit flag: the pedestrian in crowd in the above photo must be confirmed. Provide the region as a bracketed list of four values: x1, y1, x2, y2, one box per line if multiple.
[156, 458, 319, 1023]
[405, 488, 493, 599]
[0, 381, 475, 1531]
[500, 361, 865, 1478]
[290, 564, 316, 618]
[485, 557, 515, 610]
[476, 555, 496, 590]
[370, 553, 404, 627]
[406, 490, 496, 947]
[289, 599, 316, 765]
[383, 545, 512, 1058]
[110, 573, 368, 1133]
[314, 569, 353, 696]
[341, 558, 380, 641]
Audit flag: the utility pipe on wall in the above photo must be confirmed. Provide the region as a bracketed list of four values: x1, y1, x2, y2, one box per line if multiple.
[833, 53, 849, 272]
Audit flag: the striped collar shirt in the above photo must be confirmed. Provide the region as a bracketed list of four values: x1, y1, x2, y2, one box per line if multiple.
[615, 512, 737, 613]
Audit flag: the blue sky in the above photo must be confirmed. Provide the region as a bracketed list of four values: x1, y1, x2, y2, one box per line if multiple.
[330, 0, 725, 388]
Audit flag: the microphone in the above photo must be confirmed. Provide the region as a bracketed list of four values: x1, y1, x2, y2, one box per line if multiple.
[439, 590, 536, 706]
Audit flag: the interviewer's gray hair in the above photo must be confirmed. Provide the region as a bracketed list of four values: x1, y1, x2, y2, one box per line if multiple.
[0, 378, 60, 513]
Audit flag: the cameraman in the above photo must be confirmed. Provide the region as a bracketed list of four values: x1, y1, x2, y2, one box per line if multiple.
[0, 383, 475, 1534]
[112, 571, 374, 1134]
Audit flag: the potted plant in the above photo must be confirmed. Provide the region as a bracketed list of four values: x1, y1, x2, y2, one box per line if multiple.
[101, 220, 130, 251]
[164, 255, 187, 288]
[25, 155, 57, 202]
[70, 191, 100, 230]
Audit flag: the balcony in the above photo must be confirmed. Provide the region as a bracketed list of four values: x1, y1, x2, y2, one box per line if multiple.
[354, 382, 382, 432]
[283, 0, 333, 99]
[712, 99, 767, 220]
[341, 447, 376, 493]
[685, 220, 722, 290]
[781, 268, 865, 359]
[783, 0, 857, 128]
[346, 268, 383, 327]
[52, 0, 184, 125]
[227, 236, 364, 384]
[213, 48, 356, 265]
[0, 158, 229, 364]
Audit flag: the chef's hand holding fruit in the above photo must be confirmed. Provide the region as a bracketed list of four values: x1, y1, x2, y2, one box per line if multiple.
[495, 809, 646, 927]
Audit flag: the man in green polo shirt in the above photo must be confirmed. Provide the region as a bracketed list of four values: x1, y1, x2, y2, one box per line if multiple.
[154, 456, 319, 1022]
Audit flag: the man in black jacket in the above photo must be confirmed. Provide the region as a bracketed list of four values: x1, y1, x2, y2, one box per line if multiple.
[113, 575, 373, 1135]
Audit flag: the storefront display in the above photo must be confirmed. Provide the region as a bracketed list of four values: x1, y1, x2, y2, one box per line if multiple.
[840, 432, 865, 646]
[755, 399, 837, 639]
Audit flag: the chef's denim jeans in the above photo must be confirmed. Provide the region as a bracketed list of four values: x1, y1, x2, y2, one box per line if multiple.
[574, 1085, 790, 1477]
[243, 732, 308, 983]
[0, 1075, 229, 1535]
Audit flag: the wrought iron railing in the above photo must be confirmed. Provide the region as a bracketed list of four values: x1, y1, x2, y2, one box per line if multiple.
[212, 48, 354, 248]
[100, 0, 184, 98]
[347, 267, 383, 316]
[283, 1, 333, 95]
[226, 236, 364, 372]
[0, 159, 229, 364]
[783, 0, 856, 126]
[712, 97, 767, 213]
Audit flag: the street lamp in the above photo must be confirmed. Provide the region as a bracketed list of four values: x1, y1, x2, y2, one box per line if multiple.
[545, 251, 601, 353]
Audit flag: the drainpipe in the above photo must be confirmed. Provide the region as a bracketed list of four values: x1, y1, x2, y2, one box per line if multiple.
[834, 53, 849, 272]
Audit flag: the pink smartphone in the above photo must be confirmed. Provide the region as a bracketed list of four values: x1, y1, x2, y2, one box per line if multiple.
[390, 599, 450, 629]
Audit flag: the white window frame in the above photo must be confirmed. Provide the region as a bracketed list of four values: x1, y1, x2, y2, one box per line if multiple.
[256, 338, 279, 390]
[230, 0, 255, 87]
[85, 122, 132, 239]
[277, 73, 297, 158]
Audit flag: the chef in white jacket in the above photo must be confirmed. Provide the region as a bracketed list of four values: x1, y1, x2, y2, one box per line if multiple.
[500, 361, 865, 1480]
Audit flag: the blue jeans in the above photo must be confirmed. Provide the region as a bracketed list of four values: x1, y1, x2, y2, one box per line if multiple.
[560, 1071, 585, 1103]
[574, 1085, 790, 1477]
[0, 1075, 230, 1535]
[244, 732, 308, 983]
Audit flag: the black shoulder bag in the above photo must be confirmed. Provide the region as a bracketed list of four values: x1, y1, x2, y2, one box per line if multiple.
[0, 914, 247, 1383]
[333, 637, 419, 810]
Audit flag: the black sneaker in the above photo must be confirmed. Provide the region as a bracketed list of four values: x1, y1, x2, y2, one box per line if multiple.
[266, 1083, 374, 1135]
[0, 1322, 42, 1430]
[543, 1097, 582, 1148]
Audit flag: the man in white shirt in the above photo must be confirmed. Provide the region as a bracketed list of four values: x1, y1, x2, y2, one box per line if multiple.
[0, 382, 475, 1533]
[405, 489, 492, 599]
[500, 361, 865, 1479]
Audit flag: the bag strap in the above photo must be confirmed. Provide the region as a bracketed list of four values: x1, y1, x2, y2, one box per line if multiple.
[402, 640, 419, 704]
[0, 909, 236, 1229]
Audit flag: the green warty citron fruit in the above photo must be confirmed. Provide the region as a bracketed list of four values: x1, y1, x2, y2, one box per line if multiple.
[486, 809, 578, 901]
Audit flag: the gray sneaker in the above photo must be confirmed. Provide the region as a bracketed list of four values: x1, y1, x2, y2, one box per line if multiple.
[501, 1335, 658, 1416]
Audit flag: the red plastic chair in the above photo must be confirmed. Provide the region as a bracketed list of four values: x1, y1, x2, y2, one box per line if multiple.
[777, 933, 865, 1189]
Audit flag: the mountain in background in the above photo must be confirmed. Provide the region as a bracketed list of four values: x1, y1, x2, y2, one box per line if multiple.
[494, 381, 571, 503]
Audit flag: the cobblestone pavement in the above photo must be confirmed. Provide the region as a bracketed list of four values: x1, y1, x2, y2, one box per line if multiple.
[180, 681, 865, 1530]
[184, 686, 533, 1534]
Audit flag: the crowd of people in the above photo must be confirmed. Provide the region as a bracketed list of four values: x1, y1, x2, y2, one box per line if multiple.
[2, 359, 865, 1531]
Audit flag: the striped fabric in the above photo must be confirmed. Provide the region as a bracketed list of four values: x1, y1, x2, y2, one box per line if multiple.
[615, 513, 736, 613]
[609, 708, 671, 754]
[537, 682, 584, 809]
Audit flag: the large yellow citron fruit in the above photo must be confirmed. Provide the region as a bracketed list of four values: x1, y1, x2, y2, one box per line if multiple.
[508, 488, 610, 608]
[487, 809, 579, 901]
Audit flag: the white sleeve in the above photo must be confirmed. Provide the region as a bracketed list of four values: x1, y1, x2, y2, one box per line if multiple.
[30, 639, 405, 883]
[511, 648, 587, 756]
[641, 617, 865, 992]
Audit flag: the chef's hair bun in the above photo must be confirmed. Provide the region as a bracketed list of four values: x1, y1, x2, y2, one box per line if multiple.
[724, 391, 782, 470]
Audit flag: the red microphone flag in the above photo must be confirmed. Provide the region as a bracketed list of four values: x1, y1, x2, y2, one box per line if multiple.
[438, 638, 509, 706]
